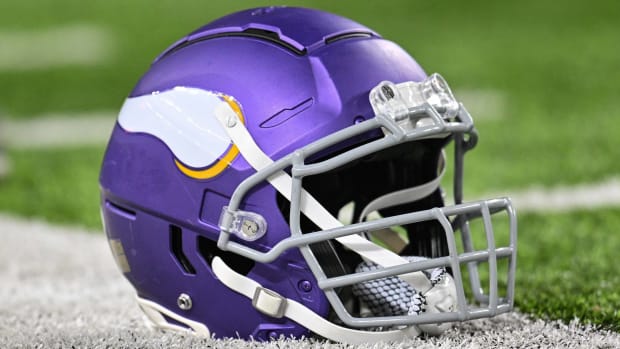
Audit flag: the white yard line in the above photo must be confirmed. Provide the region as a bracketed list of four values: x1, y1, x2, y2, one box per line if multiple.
[0, 24, 114, 71]
[483, 178, 620, 212]
[0, 112, 116, 148]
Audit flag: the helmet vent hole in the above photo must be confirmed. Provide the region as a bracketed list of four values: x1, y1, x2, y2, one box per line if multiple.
[157, 28, 307, 62]
[197, 236, 255, 276]
[105, 200, 136, 220]
[170, 225, 197, 275]
[324, 31, 373, 45]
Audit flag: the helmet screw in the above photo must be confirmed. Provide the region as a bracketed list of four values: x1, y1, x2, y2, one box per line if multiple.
[298, 280, 312, 292]
[241, 220, 259, 237]
[226, 114, 237, 128]
[177, 293, 192, 310]
[268, 331, 279, 339]
[381, 85, 395, 100]
[353, 115, 365, 124]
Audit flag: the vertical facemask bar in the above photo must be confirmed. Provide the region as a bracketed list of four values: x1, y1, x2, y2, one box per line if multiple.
[434, 208, 469, 321]
[454, 133, 465, 206]
[289, 154, 305, 237]
[506, 202, 518, 307]
[452, 126, 485, 303]
[481, 202, 498, 314]
[288, 152, 332, 292]
[459, 220, 485, 302]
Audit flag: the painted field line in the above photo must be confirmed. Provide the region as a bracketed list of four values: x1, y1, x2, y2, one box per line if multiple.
[0, 112, 116, 149]
[483, 177, 620, 212]
[0, 24, 114, 71]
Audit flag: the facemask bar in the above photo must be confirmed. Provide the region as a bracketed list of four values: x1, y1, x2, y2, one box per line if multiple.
[303, 199, 516, 327]
[216, 75, 517, 329]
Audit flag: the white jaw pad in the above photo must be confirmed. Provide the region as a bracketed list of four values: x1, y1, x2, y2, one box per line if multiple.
[212, 257, 420, 344]
[214, 105, 434, 294]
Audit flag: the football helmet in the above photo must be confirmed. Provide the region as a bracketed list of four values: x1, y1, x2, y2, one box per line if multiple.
[100, 6, 517, 344]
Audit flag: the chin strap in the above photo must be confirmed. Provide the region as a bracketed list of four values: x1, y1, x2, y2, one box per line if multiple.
[211, 257, 421, 344]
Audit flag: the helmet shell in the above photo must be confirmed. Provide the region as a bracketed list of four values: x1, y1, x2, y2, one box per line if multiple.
[100, 6, 427, 339]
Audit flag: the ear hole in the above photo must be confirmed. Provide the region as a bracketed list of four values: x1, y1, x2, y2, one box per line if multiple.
[197, 236, 255, 276]
[170, 225, 196, 275]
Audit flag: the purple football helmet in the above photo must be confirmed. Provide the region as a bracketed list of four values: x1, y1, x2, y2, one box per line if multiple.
[100, 7, 517, 344]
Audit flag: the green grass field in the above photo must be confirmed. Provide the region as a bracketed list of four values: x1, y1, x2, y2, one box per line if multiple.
[1, 0, 619, 332]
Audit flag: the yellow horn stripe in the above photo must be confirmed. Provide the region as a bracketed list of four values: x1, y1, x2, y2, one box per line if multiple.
[175, 145, 240, 179]
[175, 95, 245, 180]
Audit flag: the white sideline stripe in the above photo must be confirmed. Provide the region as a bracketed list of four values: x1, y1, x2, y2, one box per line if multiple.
[482, 177, 620, 212]
[0, 24, 114, 71]
[0, 112, 116, 149]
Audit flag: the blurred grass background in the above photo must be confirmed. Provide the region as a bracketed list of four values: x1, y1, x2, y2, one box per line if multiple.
[0, 0, 618, 331]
